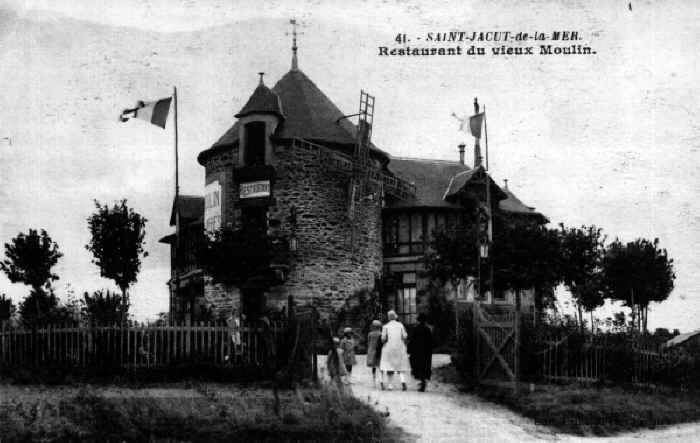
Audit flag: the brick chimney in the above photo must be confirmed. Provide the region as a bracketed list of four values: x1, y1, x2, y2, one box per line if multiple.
[458, 143, 466, 165]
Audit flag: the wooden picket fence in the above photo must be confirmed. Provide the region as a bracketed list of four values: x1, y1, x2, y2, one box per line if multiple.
[537, 334, 666, 384]
[0, 321, 286, 370]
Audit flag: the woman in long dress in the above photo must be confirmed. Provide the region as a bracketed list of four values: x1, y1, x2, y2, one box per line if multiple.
[379, 310, 410, 391]
[408, 313, 433, 391]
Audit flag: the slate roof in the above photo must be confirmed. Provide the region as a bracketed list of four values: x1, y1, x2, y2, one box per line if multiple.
[499, 187, 547, 221]
[235, 83, 284, 119]
[386, 157, 470, 208]
[199, 69, 388, 165]
[168, 195, 204, 226]
[443, 165, 508, 203]
[664, 330, 700, 349]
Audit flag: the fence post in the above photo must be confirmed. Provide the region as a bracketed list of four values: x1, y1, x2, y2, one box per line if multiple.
[312, 308, 318, 382]
[513, 301, 520, 396]
[473, 302, 480, 384]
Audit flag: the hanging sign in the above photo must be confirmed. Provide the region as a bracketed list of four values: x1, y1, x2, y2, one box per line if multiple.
[240, 180, 270, 199]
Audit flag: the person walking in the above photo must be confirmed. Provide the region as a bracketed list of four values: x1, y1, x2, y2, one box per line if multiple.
[409, 313, 433, 392]
[379, 310, 410, 391]
[340, 327, 357, 380]
[327, 337, 349, 387]
[366, 320, 383, 386]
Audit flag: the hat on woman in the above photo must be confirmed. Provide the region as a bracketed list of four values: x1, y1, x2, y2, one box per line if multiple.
[343, 327, 353, 334]
[371, 320, 382, 328]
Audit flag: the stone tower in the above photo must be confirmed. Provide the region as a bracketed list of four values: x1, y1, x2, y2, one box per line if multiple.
[197, 50, 388, 318]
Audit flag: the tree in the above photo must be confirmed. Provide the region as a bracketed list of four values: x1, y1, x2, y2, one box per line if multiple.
[423, 224, 477, 290]
[1, 229, 63, 322]
[17, 288, 60, 327]
[200, 226, 272, 287]
[424, 209, 562, 313]
[0, 293, 15, 326]
[612, 311, 627, 333]
[490, 212, 562, 312]
[81, 289, 129, 326]
[602, 238, 675, 333]
[559, 225, 606, 333]
[199, 225, 289, 318]
[86, 200, 147, 323]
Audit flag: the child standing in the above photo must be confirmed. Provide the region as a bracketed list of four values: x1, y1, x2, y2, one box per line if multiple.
[340, 327, 357, 380]
[366, 320, 383, 386]
[327, 337, 348, 386]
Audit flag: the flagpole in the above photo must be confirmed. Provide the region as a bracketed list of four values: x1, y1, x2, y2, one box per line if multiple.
[484, 106, 494, 302]
[174, 86, 179, 198]
[484, 105, 489, 171]
[173, 86, 180, 325]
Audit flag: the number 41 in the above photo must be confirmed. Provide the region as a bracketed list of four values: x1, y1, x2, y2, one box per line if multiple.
[395, 33, 407, 44]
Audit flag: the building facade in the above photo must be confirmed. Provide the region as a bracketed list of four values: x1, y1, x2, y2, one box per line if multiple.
[161, 45, 544, 324]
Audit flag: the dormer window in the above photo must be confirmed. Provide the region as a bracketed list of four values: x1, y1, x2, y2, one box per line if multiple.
[244, 121, 266, 166]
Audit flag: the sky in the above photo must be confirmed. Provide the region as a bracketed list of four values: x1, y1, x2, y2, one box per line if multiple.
[0, 0, 698, 332]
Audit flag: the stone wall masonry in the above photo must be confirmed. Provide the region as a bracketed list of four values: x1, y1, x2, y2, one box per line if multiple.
[267, 142, 383, 317]
[201, 140, 383, 320]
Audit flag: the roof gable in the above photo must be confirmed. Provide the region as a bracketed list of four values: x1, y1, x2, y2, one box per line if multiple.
[169, 195, 204, 226]
[235, 83, 284, 119]
[386, 158, 470, 208]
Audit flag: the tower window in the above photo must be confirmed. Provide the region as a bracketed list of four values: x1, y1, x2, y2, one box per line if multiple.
[244, 121, 266, 166]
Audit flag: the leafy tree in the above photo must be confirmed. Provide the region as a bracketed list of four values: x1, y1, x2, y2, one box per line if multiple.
[489, 212, 562, 311]
[17, 288, 57, 327]
[424, 225, 477, 290]
[602, 238, 675, 333]
[612, 311, 627, 333]
[1, 229, 63, 322]
[81, 289, 129, 326]
[86, 200, 147, 323]
[0, 293, 15, 326]
[200, 227, 271, 287]
[424, 281, 456, 347]
[424, 210, 562, 313]
[559, 225, 606, 332]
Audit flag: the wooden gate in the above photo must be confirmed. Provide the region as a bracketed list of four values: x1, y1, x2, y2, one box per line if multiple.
[473, 303, 519, 387]
[282, 305, 318, 382]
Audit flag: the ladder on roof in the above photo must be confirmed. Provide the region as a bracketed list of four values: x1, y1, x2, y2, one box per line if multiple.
[354, 90, 374, 181]
[348, 90, 376, 253]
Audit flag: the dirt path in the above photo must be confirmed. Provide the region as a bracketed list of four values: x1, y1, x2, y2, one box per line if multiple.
[321, 354, 700, 442]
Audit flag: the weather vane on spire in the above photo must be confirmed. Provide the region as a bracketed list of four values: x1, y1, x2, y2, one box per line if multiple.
[258, 72, 265, 85]
[287, 18, 304, 71]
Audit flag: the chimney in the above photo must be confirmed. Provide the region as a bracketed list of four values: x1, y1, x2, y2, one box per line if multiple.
[458, 143, 466, 165]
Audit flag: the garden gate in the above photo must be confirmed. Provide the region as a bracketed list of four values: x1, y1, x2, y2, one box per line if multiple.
[473, 302, 520, 388]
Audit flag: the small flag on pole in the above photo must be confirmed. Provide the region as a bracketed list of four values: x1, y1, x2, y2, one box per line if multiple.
[120, 97, 172, 129]
[469, 113, 484, 139]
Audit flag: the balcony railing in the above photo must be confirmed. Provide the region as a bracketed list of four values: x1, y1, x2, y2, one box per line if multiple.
[291, 138, 416, 201]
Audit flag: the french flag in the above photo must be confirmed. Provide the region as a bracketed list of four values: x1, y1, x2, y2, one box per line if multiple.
[119, 97, 172, 129]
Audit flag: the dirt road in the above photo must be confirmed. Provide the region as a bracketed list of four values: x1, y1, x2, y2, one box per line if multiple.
[321, 354, 700, 442]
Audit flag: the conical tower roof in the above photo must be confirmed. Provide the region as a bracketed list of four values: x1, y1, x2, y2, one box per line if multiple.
[199, 69, 388, 165]
[235, 81, 284, 119]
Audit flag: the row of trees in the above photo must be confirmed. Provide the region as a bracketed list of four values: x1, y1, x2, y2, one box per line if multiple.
[424, 210, 676, 334]
[0, 200, 147, 327]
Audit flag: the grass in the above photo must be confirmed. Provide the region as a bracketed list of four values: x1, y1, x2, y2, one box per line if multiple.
[0, 383, 404, 442]
[434, 364, 700, 436]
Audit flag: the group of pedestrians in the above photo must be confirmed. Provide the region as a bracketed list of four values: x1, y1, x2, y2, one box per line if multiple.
[328, 309, 433, 392]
